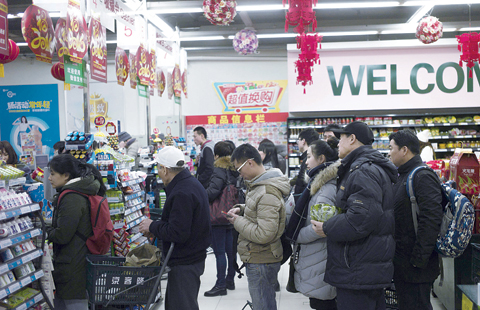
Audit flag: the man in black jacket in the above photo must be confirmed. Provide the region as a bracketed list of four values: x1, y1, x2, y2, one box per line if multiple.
[139, 146, 211, 310]
[311, 121, 397, 310]
[194, 126, 215, 188]
[292, 128, 319, 202]
[389, 130, 443, 310]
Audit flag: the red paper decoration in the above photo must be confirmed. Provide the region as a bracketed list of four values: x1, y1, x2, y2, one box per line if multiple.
[284, 0, 317, 33]
[55, 18, 68, 63]
[21, 5, 55, 63]
[115, 47, 129, 86]
[0, 39, 19, 64]
[295, 33, 322, 93]
[457, 32, 480, 78]
[51, 62, 65, 81]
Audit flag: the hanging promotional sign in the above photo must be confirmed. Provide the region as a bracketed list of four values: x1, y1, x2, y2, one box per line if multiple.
[67, 0, 88, 64]
[180, 48, 188, 98]
[129, 52, 137, 89]
[137, 78, 148, 98]
[136, 44, 150, 86]
[167, 71, 174, 99]
[0, 84, 60, 158]
[213, 80, 288, 114]
[64, 55, 87, 87]
[157, 69, 165, 97]
[149, 49, 156, 92]
[173, 64, 182, 98]
[115, 47, 129, 86]
[116, 20, 138, 50]
[97, 0, 135, 29]
[89, 15, 107, 83]
[0, 0, 8, 57]
[21, 5, 55, 63]
[55, 18, 68, 63]
[156, 29, 173, 55]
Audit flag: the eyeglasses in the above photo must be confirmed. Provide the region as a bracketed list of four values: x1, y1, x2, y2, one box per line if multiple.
[237, 158, 254, 172]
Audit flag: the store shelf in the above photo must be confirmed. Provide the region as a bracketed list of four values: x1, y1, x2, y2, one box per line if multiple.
[125, 202, 146, 216]
[121, 178, 144, 187]
[0, 249, 43, 275]
[0, 204, 40, 221]
[430, 135, 479, 140]
[107, 197, 122, 203]
[113, 222, 124, 230]
[0, 229, 42, 250]
[0, 270, 44, 299]
[124, 190, 145, 202]
[435, 148, 480, 153]
[128, 232, 144, 244]
[126, 216, 147, 230]
[105, 184, 117, 190]
[65, 138, 94, 151]
[109, 208, 124, 216]
[10, 292, 44, 310]
[426, 122, 480, 127]
[288, 153, 301, 157]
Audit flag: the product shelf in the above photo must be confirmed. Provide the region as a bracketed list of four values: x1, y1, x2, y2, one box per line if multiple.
[0, 229, 42, 251]
[0, 178, 27, 189]
[105, 184, 117, 190]
[0, 249, 43, 275]
[65, 138, 94, 151]
[426, 122, 480, 127]
[8, 292, 44, 310]
[128, 232, 144, 244]
[124, 191, 145, 202]
[0, 203, 40, 221]
[125, 202, 146, 216]
[126, 216, 147, 230]
[109, 208, 124, 216]
[288, 165, 301, 168]
[126, 213, 145, 226]
[435, 148, 480, 153]
[430, 135, 479, 140]
[121, 178, 144, 187]
[288, 153, 301, 157]
[107, 197, 122, 203]
[0, 270, 44, 299]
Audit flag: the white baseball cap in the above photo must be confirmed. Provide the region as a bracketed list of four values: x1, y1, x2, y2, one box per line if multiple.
[155, 146, 185, 168]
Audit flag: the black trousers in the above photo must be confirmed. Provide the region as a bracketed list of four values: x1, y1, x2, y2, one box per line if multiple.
[393, 277, 433, 310]
[336, 288, 386, 310]
[165, 259, 205, 310]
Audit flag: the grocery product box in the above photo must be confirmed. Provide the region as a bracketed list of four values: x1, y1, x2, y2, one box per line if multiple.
[449, 149, 480, 195]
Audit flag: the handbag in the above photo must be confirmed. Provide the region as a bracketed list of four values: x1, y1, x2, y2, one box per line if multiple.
[286, 256, 298, 293]
[210, 182, 239, 225]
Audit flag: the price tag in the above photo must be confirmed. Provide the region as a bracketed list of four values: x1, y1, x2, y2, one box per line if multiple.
[459, 122, 468, 126]
[465, 135, 473, 138]
[427, 123, 434, 127]
[20, 278, 30, 286]
[0, 239, 11, 248]
[20, 206, 30, 214]
[9, 282, 20, 292]
[0, 212, 5, 220]
[0, 180, 5, 188]
[17, 303, 27, 310]
[0, 265, 8, 275]
[442, 136, 449, 139]
[443, 123, 450, 126]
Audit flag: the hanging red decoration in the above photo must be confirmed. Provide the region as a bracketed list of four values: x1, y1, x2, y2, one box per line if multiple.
[203, 0, 237, 26]
[457, 32, 480, 78]
[51, 62, 65, 81]
[21, 5, 55, 63]
[284, 0, 317, 33]
[0, 39, 19, 64]
[295, 33, 322, 93]
[295, 58, 313, 93]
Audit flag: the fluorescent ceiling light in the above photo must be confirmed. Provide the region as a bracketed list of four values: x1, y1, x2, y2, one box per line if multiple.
[459, 27, 480, 31]
[237, 5, 284, 11]
[180, 36, 226, 41]
[150, 8, 203, 14]
[322, 30, 379, 36]
[16, 43, 28, 47]
[315, 2, 401, 9]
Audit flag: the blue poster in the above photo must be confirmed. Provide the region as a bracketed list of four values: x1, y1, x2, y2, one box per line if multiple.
[0, 84, 60, 159]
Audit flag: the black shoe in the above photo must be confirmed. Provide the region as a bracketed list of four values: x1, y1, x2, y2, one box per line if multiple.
[226, 281, 235, 290]
[204, 286, 227, 297]
[274, 280, 280, 292]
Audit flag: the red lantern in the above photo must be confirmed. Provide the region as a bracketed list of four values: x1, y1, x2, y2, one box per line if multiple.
[295, 33, 322, 93]
[0, 39, 19, 64]
[295, 58, 314, 93]
[284, 0, 317, 34]
[51, 62, 65, 81]
[457, 32, 480, 78]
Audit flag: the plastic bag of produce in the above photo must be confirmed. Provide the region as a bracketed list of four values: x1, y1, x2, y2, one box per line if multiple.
[310, 203, 340, 222]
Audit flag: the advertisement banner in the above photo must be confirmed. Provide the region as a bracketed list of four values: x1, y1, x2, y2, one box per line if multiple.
[149, 49, 156, 91]
[67, 0, 88, 64]
[157, 69, 165, 97]
[136, 44, 150, 86]
[96, 0, 135, 29]
[115, 47, 129, 86]
[155, 29, 173, 55]
[54, 18, 68, 63]
[89, 15, 107, 83]
[173, 64, 182, 98]
[129, 52, 137, 89]
[64, 55, 87, 87]
[0, 0, 7, 57]
[0, 84, 60, 158]
[213, 80, 287, 114]
[21, 5, 55, 63]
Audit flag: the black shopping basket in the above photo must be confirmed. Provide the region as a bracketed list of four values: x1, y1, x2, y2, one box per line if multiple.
[86, 243, 174, 310]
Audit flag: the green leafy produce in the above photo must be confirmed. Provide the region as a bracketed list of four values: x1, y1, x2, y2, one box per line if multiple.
[310, 203, 339, 222]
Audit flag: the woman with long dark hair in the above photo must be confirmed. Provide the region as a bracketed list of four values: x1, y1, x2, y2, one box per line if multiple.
[46, 154, 106, 310]
[258, 139, 286, 174]
[0, 141, 19, 165]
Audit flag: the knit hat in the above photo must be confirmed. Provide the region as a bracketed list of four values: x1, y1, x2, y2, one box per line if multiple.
[155, 146, 185, 168]
[331, 121, 374, 146]
[118, 131, 132, 142]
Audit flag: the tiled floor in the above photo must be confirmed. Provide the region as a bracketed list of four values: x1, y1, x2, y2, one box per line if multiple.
[154, 252, 447, 310]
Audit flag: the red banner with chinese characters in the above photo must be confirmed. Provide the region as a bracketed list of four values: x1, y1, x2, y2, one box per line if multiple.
[67, 0, 87, 64]
[186, 112, 288, 125]
[115, 47, 129, 86]
[0, 0, 8, 57]
[136, 44, 150, 86]
[89, 16, 107, 83]
[149, 49, 156, 90]
[129, 52, 137, 89]
[21, 5, 55, 63]
[55, 18, 68, 63]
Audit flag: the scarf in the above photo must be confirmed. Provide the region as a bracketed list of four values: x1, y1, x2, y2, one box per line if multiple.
[285, 161, 333, 242]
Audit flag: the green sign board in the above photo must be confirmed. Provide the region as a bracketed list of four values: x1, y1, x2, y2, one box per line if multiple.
[174, 96, 181, 104]
[64, 55, 87, 87]
[137, 78, 148, 98]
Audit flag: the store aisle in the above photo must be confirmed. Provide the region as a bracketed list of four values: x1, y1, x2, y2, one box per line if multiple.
[154, 252, 447, 310]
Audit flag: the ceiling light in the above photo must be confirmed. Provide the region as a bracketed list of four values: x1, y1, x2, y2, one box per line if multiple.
[315, 2, 400, 9]
[16, 43, 28, 47]
[322, 30, 379, 36]
[459, 27, 480, 31]
[237, 5, 284, 11]
[180, 36, 227, 41]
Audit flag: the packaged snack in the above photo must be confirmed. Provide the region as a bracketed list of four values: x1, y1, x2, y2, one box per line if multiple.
[0, 248, 14, 262]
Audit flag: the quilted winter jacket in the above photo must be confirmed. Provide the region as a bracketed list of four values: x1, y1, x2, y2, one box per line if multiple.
[323, 145, 397, 290]
[294, 161, 340, 300]
[234, 168, 290, 264]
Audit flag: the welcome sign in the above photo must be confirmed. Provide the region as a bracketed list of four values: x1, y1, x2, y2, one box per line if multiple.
[287, 45, 479, 112]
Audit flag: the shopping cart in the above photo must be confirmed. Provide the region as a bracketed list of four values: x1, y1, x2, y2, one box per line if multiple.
[86, 242, 174, 310]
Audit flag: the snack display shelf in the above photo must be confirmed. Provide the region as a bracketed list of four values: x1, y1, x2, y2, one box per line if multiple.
[0, 250, 43, 275]
[125, 203, 146, 216]
[0, 270, 44, 299]
[289, 122, 480, 130]
[124, 191, 145, 202]
[105, 184, 117, 190]
[121, 178, 144, 187]
[128, 232, 144, 244]
[126, 216, 147, 230]
[10, 292, 43, 310]
[126, 213, 145, 226]
[435, 148, 480, 153]
[109, 208, 124, 216]
[430, 135, 479, 139]
[0, 204, 40, 221]
[0, 177, 27, 189]
[65, 138, 94, 151]
[0, 229, 42, 250]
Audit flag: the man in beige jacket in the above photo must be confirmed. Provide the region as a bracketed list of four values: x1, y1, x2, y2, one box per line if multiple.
[227, 143, 290, 310]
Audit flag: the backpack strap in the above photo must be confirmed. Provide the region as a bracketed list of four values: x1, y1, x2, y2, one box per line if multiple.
[406, 166, 431, 236]
[57, 189, 90, 242]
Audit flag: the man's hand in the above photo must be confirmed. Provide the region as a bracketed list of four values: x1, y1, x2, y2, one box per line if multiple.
[311, 220, 326, 237]
[226, 207, 241, 224]
[139, 218, 153, 235]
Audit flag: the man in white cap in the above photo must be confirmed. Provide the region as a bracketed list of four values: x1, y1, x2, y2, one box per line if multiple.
[139, 146, 211, 310]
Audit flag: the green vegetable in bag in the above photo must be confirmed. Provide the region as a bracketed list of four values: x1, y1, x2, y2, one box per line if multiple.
[310, 203, 339, 222]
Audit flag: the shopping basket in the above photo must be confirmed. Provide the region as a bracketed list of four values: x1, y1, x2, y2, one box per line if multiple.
[86, 243, 174, 309]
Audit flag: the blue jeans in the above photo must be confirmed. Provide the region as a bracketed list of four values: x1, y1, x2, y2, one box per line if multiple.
[211, 226, 236, 288]
[246, 262, 281, 310]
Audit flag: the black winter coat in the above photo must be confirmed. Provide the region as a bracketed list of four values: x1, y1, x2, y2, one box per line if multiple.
[393, 155, 443, 283]
[293, 151, 308, 203]
[323, 146, 397, 290]
[150, 169, 211, 267]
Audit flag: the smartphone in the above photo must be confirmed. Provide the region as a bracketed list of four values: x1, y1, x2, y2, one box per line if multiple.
[221, 210, 233, 218]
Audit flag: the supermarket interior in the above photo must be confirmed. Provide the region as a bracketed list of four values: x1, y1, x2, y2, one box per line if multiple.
[1, 0, 480, 309]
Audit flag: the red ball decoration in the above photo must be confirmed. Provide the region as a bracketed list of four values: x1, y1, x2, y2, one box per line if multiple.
[203, 0, 237, 26]
[284, 0, 317, 34]
[457, 32, 480, 78]
[51, 62, 65, 81]
[416, 16, 443, 44]
[0, 39, 20, 64]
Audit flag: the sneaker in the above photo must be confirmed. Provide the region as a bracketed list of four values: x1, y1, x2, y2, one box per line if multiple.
[204, 286, 227, 297]
[226, 281, 235, 290]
